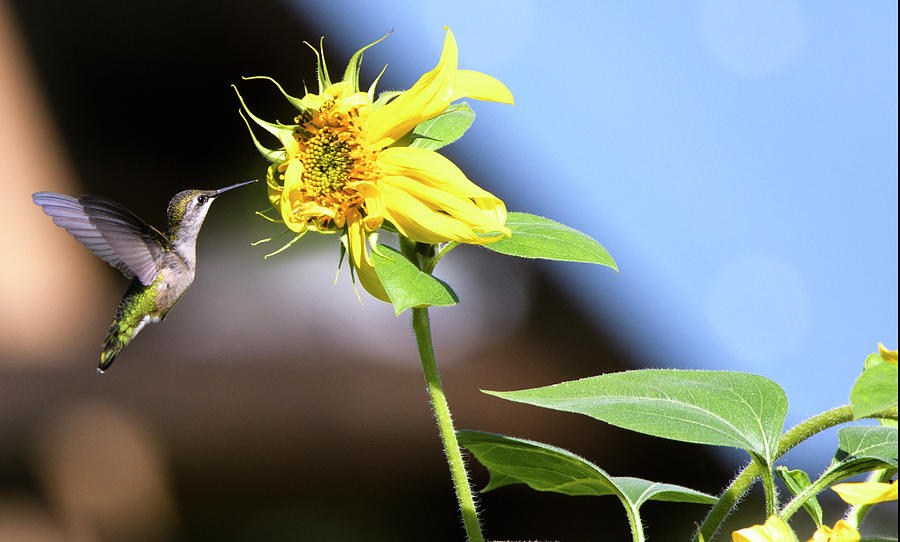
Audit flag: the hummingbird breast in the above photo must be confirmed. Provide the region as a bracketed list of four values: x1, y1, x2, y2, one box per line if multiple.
[99, 250, 196, 371]
[111, 255, 195, 339]
[153, 254, 196, 314]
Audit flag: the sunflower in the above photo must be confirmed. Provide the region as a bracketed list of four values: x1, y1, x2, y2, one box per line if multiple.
[237, 28, 513, 301]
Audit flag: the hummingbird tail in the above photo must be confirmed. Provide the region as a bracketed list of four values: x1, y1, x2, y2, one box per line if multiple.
[98, 280, 162, 373]
[99, 313, 139, 373]
[99, 328, 127, 373]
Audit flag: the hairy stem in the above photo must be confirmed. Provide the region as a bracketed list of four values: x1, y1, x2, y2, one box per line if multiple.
[412, 307, 484, 542]
[623, 502, 646, 542]
[692, 406, 855, 542]
[422, 241, 459, 274]
[401, 236, 483, 541]
[752, 453, 777, 517]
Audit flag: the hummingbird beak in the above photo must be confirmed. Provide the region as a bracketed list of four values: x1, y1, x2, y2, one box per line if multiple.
[213, 179, 258, 197]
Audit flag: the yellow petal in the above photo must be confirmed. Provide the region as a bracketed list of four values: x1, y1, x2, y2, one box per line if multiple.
[377, 147, 508, 225]
[266, 163, 283, 209]
[807, 520, 860, 542]
[278, 130, 300, 157]
[379, 146, 497, 198]
[831, 480, 898, 505]
[878, 343, 898, 364]
[382, 175, 508, 236]
[367, 28, 459, 149]
[282, 159, 304, 193]
[451, 69, 514, 104]
[733, 516, 796, 542]
[279, 161, 308, 232]
[379, 177, 509, 244]
[347, 209, 389, 302]
[355, 181, 385, 230]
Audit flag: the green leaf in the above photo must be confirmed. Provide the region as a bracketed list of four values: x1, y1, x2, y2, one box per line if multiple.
[860, 538, 898, 542]
[864, 352, 887, 370]
[833, 426, 898, 470]
[851, 363, 899, 420]
[371, 245, 458, 315]
[392, 102, 476, 151]
[457, 430, 715, 508]
[779, 426, 897, 520]
[483, 212, 618, 271]
[776, 466, 823, 527]
[485, 370, 788, 464]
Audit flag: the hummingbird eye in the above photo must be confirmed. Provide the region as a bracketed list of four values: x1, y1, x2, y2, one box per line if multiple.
[196, 195, 208, 206]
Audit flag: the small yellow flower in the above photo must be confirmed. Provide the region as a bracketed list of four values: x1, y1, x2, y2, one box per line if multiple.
[831, 479, 898, 505]
[239, 28, 513, 301]
[806, 520, 860, 542]
[878, 343, 898, 364]
[733, 516, 797, 542]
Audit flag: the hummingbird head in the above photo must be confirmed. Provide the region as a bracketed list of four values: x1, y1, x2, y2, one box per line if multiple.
[166, 179, 256, 239]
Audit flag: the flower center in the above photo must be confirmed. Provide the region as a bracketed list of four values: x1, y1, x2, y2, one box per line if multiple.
[301, 129, 353, 195]
[285, 94, 378, 229]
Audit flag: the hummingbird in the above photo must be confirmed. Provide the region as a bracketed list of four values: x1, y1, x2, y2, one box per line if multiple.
[32, 179, 257, 373]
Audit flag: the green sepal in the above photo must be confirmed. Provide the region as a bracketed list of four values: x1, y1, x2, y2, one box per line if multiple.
[343, 31, 392, 93]
[368, 64, 388, 103]
[371, 245, 458, 316]
[261, 231, 306, 260]
[390, 102, 475, 151]
[304, 37, 331, 93]
[337, 237, 347, 270]
[374, 90, 403, 108]
[251, 227, 289, 245]
[241, 75, 309, 113]
[337, 233, 363, 299]
[457, 430, 716, 508]
[238, 110, 286, 163]
[253, 210, 283, 224]
[232, 85, 297, 141]
[775, 466, 823, 527]
[483, 212, 618, 271]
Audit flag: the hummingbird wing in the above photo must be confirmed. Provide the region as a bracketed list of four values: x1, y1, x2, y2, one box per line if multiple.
[32, 192, 167, 285]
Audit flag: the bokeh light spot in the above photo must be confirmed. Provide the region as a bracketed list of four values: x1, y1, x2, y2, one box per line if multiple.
[698, 0, 807, 76]
[706, 253, 810, 367]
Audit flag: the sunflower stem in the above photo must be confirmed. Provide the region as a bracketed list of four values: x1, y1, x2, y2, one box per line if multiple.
[412, 307, 484, 542]
[623, 502, 646, 542]
[692, 406, 855, 542]
[423, 241, 460, 274]
[752, 453, 777, 517]
[401, 235, 483, 542]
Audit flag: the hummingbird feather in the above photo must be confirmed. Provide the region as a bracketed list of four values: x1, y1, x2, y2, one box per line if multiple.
[32, 192, 166, 285]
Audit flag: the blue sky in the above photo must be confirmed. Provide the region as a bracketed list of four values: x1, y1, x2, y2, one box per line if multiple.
[285, 1, 898, 465]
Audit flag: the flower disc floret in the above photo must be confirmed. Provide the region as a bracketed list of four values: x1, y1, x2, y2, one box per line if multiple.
[279, 91, 378, 233]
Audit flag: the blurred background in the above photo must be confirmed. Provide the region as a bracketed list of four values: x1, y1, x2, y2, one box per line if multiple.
[0, 1, 896, 540]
